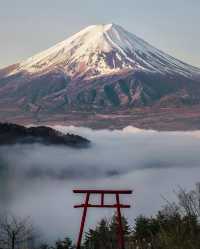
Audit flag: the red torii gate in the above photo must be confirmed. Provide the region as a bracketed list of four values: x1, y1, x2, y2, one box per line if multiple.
[73, 189, 132, 249]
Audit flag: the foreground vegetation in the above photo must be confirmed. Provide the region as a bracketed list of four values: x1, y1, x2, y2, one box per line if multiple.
[1, 187, 200, 249]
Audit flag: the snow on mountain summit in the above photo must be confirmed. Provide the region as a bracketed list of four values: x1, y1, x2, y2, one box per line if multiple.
[1, 23, 200, 116]
[10, 23, 200, 79]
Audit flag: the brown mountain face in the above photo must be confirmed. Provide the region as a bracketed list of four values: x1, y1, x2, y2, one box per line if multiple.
[0, 24, 200, 121]
[0, 67, 200, 115]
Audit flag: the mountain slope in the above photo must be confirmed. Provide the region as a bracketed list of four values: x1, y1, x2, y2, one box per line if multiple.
[0, 23, 200, 115]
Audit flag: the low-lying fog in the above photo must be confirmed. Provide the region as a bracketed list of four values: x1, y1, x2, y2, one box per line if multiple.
[1, 126, 200, 243]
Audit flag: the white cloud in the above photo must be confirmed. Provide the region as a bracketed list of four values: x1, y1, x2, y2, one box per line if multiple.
[1, 126, 200, 242]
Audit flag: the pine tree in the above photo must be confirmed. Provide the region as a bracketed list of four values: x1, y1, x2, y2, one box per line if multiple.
[97, 219, 111, 249]
[55, 237, 74, 249]
[109, 214, 130, 249]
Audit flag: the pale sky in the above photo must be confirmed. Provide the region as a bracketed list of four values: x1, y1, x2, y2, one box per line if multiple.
[0, 0, 199, 68]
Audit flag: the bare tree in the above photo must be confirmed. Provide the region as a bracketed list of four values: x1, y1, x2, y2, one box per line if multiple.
[0, 214, 35, 249]
[175, 186, 200, 217]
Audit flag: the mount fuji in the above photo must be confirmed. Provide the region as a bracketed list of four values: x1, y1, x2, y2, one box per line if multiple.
[0, 23, 200, 121]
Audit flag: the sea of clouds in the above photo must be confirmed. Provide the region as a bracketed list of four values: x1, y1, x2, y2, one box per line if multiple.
[1, 126, 200, 243]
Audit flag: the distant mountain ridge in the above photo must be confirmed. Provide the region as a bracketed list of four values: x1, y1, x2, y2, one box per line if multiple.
[0, 23, 200, 116]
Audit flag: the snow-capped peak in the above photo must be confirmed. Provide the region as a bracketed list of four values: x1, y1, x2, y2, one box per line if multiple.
[9, 23, 200, 79]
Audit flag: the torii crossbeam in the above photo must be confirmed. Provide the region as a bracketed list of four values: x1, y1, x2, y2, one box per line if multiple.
[73, 189, 132, 249]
